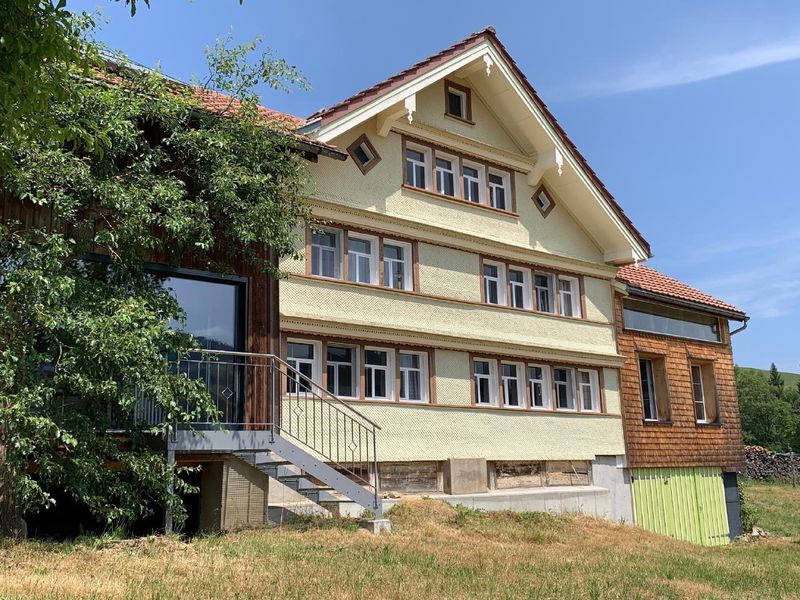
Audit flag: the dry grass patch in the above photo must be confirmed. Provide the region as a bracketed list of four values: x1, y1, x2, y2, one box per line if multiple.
[1, 499, 799, 599]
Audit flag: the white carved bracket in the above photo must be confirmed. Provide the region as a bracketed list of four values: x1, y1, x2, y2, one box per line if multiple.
[483, 54, 494, 76]
[404, 95, 416, 124]
[376, 94, 417, 136]
[527, 147, 564, 187]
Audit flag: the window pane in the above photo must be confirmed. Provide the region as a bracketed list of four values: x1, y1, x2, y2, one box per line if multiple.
[463, 166, 478, 178]
[407, 371, 420, 400]
[448, 91, 463, 117]
[354, 144, 371, 165]
[328, 345, 352, 363]
[407, 149, 424, 162]
[349, 238, 370, 254]
[474, 360, 490, 375]
[312, 231, 337, 248]
[365, 350, 387, 366]
[477, 377, 490, 403]
[338, 364, 353, 397]
[384, 244, 402, 261]
[288, 342, 313, 360]
[401, 353, 420, 369]
[624, 299, 721, 342]
[163, 276, 240, 352]
[374, 369, 386, 398]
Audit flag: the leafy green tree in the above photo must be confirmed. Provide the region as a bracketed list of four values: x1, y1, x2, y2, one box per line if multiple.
[736, 367, 797, 452]
[1, 36, 310, 538]
[768, 362, 785, 390]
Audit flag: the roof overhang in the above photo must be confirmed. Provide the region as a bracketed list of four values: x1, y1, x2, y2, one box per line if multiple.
[625, 286, 748, 321]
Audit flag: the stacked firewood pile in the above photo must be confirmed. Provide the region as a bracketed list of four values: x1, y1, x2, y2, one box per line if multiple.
[743, 445, 799, 482]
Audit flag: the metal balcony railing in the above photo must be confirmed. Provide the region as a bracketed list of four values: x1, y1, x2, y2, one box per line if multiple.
[133, 349, 381, 506]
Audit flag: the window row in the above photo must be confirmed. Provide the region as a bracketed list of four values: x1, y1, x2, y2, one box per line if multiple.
[286, 339, 430, 403]
[472, 358, 602, 413]
[310, 227, 414, 291]
[624, 299, 721, 343]
[404, 137, 514, 212]
[482, 259, 582, 318]
[638, 357, 718, 424]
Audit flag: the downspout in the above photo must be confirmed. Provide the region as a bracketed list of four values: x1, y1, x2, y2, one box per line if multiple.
[730, 316, 749, 336]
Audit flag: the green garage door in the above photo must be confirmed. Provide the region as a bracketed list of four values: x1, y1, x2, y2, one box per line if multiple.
[631, 467, 730, 546]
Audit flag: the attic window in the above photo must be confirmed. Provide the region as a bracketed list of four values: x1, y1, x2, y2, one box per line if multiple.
[347, 134, 381, 175]
[532, 185, 555, 217]
[444, 79, 472, 123]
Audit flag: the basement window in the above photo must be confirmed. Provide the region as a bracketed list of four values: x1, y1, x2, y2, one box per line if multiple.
[347, 134, 381, 175]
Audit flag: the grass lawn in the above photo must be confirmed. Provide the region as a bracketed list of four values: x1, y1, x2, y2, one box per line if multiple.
[744, 479, 800, 537]
[2, 489, 800, 600]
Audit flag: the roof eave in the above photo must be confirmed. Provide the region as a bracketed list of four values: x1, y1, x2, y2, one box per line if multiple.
[625, 285, 747, 321]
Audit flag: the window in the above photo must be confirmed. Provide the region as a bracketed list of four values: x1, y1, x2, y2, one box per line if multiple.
[528, 364, 551, 409]
[435, 155, 456, 196]
[286, 340, 320, 394]
[444, 80, 471, 121]
[691, 363, 717, 423]
[311, 230, 341, 278]
[558, 276, 581, 318]
[347, 134, 381, 175]
[400, 351, 428, 402]
[553, 368, 576, 410]
[473, 359, 497, 405]
[501, 362, 524, 408]
[347, 234, 378, 284]
[508, 267, 531, 309]
[462, 163, 482, 203]
[405, 146, 428, 189]
[489, 172, 508, 210]
[482, 261, 505, 305]
[578, 369, 600, 412]
[383, 241, 412, 290]
[640, 359, 658, 421]
[623, 299, 721, 342]
[327, 345, 356, 398]
[533, 186, 555, 217]
[365, 348, 393, 400]
[535, 273, 555, 313]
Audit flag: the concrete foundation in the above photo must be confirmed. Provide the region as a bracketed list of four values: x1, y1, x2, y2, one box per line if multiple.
[443, 458, 487, 494]
[591, 455, 634, 523]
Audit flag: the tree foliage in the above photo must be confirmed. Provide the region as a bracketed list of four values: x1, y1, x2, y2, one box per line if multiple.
[1, 35, 311, 537]
[768, 362, 784, 390]
[736, 367, 797, 452]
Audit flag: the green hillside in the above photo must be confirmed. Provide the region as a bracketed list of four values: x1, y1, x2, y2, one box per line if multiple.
[739, 366, 800, 389]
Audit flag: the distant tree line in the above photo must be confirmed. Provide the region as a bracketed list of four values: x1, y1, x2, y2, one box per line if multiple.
[736, 364, 800, 452]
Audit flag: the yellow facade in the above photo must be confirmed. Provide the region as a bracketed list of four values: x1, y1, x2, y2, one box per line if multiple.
[281, 73, 631, 464]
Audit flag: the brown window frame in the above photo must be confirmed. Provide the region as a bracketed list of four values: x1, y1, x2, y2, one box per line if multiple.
[281, 333, 435, 405]
[443, 79, 474, 124]
[469, 352, 606, 415]
[401, 135, 517, 215]
[305, 224, 419, 293]
[532, 183, 556, 218]
[690, 360, 719, 425]
[347, 133, 381, 175]
[637, 353, 672, 424]
[479, 255, 587, 321]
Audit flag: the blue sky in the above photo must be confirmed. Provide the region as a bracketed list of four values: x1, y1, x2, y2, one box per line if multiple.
[71, 0, 800, 372]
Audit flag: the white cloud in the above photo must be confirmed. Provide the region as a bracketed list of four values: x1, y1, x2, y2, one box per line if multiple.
[580, 33, 800, 96]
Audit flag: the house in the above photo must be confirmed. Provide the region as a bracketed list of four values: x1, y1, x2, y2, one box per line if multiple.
[615, 264, 747, 545]
[5, 28, 747, 541]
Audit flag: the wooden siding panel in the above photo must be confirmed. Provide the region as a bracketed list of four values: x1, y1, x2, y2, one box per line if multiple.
[615, 294, 744, 471]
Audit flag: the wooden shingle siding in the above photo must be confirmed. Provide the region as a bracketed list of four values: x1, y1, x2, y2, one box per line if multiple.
[614, 294, 744, 472]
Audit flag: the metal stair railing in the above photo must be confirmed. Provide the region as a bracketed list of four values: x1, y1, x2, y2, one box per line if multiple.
[133, 349, 382, 512]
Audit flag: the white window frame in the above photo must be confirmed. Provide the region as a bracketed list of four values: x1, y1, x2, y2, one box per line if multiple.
[534, 189, 553, 214]
[353, 142, 374, 167]
[501, 361, 525, 409]
[347, 232, 379, 285]
[558, 275, 582, 318]
[447, 85, 468, 119]
[639, 359, 659, 422]
[507, 266, 532, 310]
[383, 239, 413, 291]
[488, 170, 510, 211]
[326, 343, 359, 399]
[311, 228, 342, 279]
[399, 351, 429, 403]
[482, 260, 506, 306]
[528, 364, 552, 410]
[462, 160, 485, 204]
[553, 367, 576, 411]
[534, 272, 556, 314]
[405, 143, 431, 190]
[435, 152, 458, 197]
[286, 338, 322, 394]
[577, 369, 601, 412]
[691, 364, 709, 423]
[473, 358, 498, 406]
[364, 346, 394, 401]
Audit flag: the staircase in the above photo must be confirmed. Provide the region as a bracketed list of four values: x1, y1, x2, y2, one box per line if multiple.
[148, 350, 385, 522]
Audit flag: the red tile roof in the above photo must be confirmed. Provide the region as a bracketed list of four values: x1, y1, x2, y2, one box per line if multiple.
[617, 264, 744, 316]
[307, 27, 651, 257]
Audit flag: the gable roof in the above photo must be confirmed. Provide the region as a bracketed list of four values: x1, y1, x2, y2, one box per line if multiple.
[307, 27, 651, 258]
[617, 264, 745, 318]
